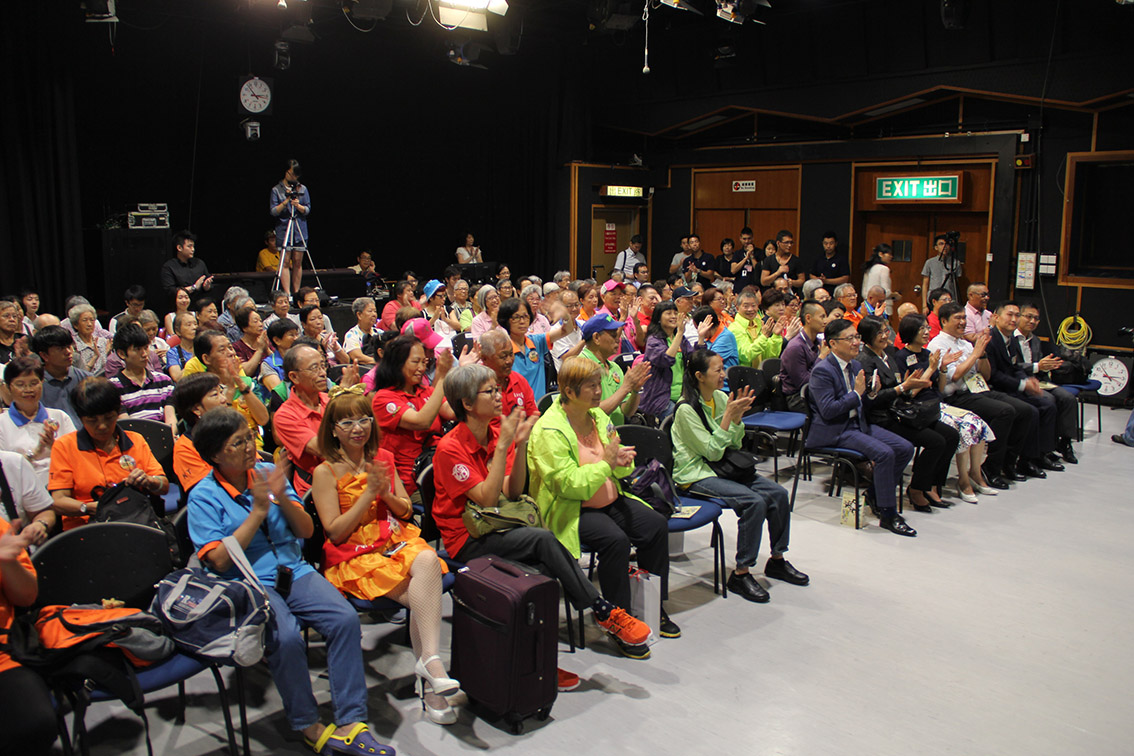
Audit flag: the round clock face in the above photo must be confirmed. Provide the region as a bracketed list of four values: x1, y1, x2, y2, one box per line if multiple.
[1089, 357, 1129, 396]
[240, 78, 271, 113]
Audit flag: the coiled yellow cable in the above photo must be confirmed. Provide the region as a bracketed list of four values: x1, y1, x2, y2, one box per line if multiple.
[1056, 315, 1091, 350]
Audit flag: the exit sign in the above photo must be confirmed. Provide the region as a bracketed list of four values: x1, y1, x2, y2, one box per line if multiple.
[876, 175, 961, 202]
[602, 185, 644, 198]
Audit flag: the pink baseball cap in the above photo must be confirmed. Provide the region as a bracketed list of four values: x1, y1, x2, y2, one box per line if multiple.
[601, 279, 625, 294]
[402, 317, 443, 353]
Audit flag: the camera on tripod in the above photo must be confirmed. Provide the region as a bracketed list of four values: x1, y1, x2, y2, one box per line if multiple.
[943, 230, 961, 247]
[285, 180, 302, 200]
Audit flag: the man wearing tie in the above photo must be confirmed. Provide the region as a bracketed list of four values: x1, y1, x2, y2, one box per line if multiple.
[806, 319, 917, 537]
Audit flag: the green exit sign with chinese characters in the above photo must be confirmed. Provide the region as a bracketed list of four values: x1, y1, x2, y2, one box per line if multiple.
[876, 175, 961, 202]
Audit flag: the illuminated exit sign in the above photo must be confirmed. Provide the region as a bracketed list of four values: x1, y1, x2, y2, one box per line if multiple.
[602, 185, 644, 198]
[876, 175, 961, 202]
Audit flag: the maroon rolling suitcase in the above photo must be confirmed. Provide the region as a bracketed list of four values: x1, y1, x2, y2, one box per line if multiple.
[450, 556, 558, 733]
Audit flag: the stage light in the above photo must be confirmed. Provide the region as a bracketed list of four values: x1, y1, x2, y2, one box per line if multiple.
[274, 41, 291, 70]
[714, 0, 768, 24]
[660, 0, 703, 15]
[438, 0, 507, 30]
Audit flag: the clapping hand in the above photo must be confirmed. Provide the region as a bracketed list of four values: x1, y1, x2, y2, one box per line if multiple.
[939, 349, 962, 368]
[624, 361, 651, 391]
[498, 406, 524, 447]
[760, 315, 776, 337]
[974, 330, 992, 355]
[696, 315, 714, 342]
[723, 385, 755, 424]
[457, 342, 481, 367]
[784, 316, 802, 340]
[1038, 354, 1063, 372]
[854, 369, 867, 395]
[0, 524, 35, 563]
[363, 458, 391, 498]
[435, 348, 455, 380]
[341, 360, 360, 387]
[601, 431, 636, 468]
[514, 413, 539, 445]
[1023, 377, 1043, 396]
[901, 368, 931, 392]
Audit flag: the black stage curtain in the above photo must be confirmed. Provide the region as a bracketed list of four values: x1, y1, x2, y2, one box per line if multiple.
[0, 5, 86, 313]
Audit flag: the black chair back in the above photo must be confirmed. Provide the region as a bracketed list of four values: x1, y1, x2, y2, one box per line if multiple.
[615, 425, 673, 470]
[32, 523, 173, 609]
[612, 353, 637, 375]
[451, 332, 472, 358]
[537, 392, 559, 414]
[762, 358, 787, 411]
[168, 507, 192, 569]
[326, 363, 347, 385]
[118, 418, 177, 485]
[727, 366, 768, 410]
[659, 413, 675, 438]
[415, 464, 441, 545]
[301, 491, 327, 571]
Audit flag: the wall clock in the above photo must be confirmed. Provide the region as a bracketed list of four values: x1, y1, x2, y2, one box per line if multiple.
[1087, 353, 1132, 405]
[238, 76, 273, 116]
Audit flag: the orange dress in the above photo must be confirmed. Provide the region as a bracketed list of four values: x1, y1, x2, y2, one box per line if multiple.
[323, 453, 445, 600]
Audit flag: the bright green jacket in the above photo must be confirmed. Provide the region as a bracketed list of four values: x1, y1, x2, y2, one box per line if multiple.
[729, 313, 782, 366]
[671, 391, 745, 487]
[527, 397, 641, 558]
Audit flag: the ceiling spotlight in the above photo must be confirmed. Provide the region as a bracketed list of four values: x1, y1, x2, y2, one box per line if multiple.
[278, 0, 287, 7]
[660, 0, 703, 15]
[448, 42, 488, 69]
[714, 0, 767, 23]
[439, 0, 508, 30]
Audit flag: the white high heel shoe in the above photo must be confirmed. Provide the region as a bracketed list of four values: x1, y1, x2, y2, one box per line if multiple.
[971, 483, 999, 496]
[415, 655, 460, 696]
[416, 678, 458, 725]
[956, 487, 979, 504]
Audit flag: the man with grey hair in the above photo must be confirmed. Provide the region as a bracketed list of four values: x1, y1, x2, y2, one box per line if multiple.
[217, 286, 250, 341]
[550, 290, 586, 370]
[480, 329, 539, 417]
[553, 270, 572, 289]
[342, 296, 378, 365]
[801, 278, 824, 300]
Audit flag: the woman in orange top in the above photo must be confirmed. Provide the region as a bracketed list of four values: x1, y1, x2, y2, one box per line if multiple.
[0, 519, 58, 755]
[170, 373, 231, 492]
[310, 388, 457, 726]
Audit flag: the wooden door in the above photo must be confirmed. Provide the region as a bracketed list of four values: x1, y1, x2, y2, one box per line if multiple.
[862, 213, 929, 309]
[694, 209, 746, 257]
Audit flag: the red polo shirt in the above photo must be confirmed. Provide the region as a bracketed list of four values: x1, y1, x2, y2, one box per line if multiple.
[374, 384, 441, 495]
[500, 370, 537, 418]
[432, 422, 516, 557]
[273, 390, 329, 497]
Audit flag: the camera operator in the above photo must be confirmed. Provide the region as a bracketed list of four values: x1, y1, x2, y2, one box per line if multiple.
[270, 159, 311, 296]
[921, 233, 963, 312]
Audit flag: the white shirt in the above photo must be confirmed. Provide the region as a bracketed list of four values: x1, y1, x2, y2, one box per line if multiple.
[862, 264, 893, 316]
[928, 331, 974, 396]
[456, 246, 484, 264]
[0, 406, 76, 487]
[614, 248, 646, 276]
[551, 327, 582, 371]
[343, 324, 379, 354]
[0, 449, 54, 521]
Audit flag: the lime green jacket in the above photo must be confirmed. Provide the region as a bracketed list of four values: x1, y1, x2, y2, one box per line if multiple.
[527, 397, 641, 558]
[671, 391, 745, 487]
[729, 313, 782, 366]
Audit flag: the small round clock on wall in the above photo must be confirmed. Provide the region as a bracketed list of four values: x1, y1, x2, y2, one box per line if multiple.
[1088, 354, 1131, 405]
[238, 76, 273, 116]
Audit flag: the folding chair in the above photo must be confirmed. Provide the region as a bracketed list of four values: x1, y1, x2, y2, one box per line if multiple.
[118, 418, 181, 513]
[33, 522, 246, 756]
[727, 366, 805, 481]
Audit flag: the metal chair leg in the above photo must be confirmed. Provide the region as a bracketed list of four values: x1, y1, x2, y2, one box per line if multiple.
[209, 666, 241, 756]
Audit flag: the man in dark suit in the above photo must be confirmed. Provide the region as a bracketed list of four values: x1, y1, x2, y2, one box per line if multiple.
[986, 301, 1063, 477]
[806, 319, 917, 537]
[1016, 302, 1078, 463]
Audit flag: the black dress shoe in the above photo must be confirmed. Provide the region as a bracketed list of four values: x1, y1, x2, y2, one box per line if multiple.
[927, 497, 954, 508]
[1003, 468, 1028, 482]
[764, 558, 809, 586]
[984, 475, 1011, 490]
[1017, 460, 1046, 479]
[1040, 453, 1065, 472]
[1058, 440, 1078, 464]
[879, 513, 917, 537]
[727, 571, 770, 603]
[1114, 434, 1133, 447]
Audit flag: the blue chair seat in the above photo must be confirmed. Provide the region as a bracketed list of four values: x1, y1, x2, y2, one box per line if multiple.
[1060, 379, 1102, 397]
[669, 496, 725, 532]
[89, 653, 207, 701]
[743, 411, 805, 432]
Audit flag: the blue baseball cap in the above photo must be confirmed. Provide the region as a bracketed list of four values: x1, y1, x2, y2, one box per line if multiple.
[581, 313, 626, 340]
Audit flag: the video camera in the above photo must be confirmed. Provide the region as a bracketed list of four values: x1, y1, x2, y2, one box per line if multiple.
[285, 179, 303, 200]
[943, 230, 961, 247]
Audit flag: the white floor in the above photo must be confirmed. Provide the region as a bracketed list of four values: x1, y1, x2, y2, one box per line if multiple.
[80, 404, 1134, 756]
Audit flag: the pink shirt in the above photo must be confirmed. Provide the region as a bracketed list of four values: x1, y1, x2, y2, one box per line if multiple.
[578, 430, 618, 509]
[964, 302, 991, 337]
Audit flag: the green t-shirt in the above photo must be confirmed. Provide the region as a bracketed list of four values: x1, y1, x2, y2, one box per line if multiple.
[581, 346, 627, 426]
[670, 339, 685, 402]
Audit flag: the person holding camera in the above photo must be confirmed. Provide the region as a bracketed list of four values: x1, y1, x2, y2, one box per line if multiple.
[270, 159, 311, 296]
[921, 233, 963, 312]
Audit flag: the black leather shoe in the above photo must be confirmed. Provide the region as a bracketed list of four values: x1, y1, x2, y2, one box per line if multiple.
[1003, 468, 1028, 482]
[879, 513, 917, 537]
[764, 558, 809, 586]
[928, 497, 954, 508]
[1040, 453, 1065, 471]
[727, 571, 770, 603]
[1114, 434, 1133, 447]
[1017, 460, 1046, 479]
[984, 475, 1011, 490]
[1058, 440, 1078, 464]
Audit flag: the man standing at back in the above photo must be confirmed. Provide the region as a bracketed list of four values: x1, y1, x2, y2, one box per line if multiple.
[921, 233, 963, 311]
[680, 235, 716, 288]
[760, 230, 806, 292]
[614, 235, 646, 278]
[669, 235, 691, 274]
[808, 232, 849, 297]
[160, 231, 213, 301]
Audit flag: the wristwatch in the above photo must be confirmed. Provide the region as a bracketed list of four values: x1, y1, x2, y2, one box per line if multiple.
[79, 502, 88, 514]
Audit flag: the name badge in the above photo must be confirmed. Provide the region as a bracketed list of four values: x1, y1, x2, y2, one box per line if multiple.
[906, 354, 919, 367]
[528, 350, 539, 363]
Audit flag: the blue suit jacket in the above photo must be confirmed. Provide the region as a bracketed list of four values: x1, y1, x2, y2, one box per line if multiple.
[806, 354, 869, 448]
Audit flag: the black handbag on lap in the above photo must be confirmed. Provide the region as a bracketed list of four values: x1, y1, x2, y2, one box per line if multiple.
[679, 400, 758, 484]
[887, 397, 940, 431]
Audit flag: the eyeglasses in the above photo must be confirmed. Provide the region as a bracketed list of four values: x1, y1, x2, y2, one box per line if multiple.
[833, 335, 863, 343]
[510, 313, 530, 323]
[300, 362, 329, 374]
[334, 416, 374, 431]
[225, 435, 256, 452]
[1021, 314, 1040, 322]
[779, 240, 794, 245]
[478, 387, 502, 397]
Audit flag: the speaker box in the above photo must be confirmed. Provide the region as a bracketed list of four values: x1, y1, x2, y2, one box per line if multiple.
[100, 229, 172, 314]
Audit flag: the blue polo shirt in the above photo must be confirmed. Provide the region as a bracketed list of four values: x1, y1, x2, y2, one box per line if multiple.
[187, 462, 314, 588]
[511, 333, 550, 397]
[42, 366, 91, 427]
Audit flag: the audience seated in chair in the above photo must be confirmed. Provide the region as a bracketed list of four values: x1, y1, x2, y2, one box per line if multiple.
[1014, 302, 1079, 464]
[479, 329, 539, 419]
[170, 372, 229, 492]
[432, 364, 652, 667]
[187, 407, 394, 756]
[671, 349, 809, 603]
[528, 357, 680, 654]
[0, 356, 77, 488]
[311, 389, 457, 725]
[108, 324, 176, 431]
[639, 302, 706, 420]
[579, 313, 651, 426]
[779, 299, 827, 413]
[807, 319, 916, 537]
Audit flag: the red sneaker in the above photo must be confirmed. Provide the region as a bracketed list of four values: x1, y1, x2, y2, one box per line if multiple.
[557, 668, 580, 692]
[596, 607, 650, 646]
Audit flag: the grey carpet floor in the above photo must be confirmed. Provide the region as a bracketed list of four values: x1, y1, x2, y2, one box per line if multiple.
[75, 403, 1134, 756]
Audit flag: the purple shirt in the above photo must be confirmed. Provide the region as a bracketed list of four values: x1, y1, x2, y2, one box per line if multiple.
[779, 331, 820, 396]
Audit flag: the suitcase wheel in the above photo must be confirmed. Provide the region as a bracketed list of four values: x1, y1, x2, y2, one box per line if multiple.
[506, 716, 525, 735]
[536, 707, 551, 722]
